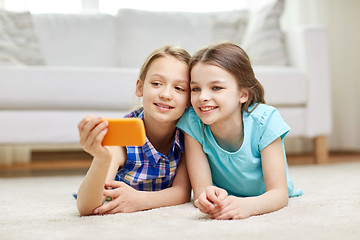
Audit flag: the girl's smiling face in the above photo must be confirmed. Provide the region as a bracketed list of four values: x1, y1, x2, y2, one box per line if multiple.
[136, 55, 190, 125]
[190, 62, 248, 126]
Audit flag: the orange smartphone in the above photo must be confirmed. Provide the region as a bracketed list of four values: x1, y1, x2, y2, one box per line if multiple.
[101, 118, 146, 146]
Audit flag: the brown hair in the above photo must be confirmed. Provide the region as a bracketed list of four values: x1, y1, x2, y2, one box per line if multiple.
[139, 45, 191, 83]
[190, 42, 265, 112]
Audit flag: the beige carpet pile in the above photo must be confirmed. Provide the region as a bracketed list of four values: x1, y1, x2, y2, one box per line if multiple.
[0, 162, 359, 240]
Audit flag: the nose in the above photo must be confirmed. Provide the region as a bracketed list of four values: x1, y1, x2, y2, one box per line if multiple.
[198, 89, 210, 102]
[159, 86, 172, 101]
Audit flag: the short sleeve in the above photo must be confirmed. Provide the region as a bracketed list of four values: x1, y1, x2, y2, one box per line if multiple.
[256, 106, 290, 151]
[176, 107, 204, 144]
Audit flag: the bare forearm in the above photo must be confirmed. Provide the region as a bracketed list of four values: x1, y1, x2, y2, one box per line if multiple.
[137, 185, 191, 211]
[77, 158, 111, 216]
[245, 189, 289, 216]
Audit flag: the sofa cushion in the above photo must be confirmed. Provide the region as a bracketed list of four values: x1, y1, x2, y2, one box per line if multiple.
[241, 0, 288, 66]
[0, 110, 128, 144]
[0, 67, 140, 110]
[254, 66, 307, 105]
[32, 13, 117, 67]
[0, 10, 44, 65]
[115, 9, 213, 68]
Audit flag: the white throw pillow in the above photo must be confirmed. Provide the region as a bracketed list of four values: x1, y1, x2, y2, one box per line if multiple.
[0, 10, 44, 65]
[210, 9, 249, 45]
[241, 0, 288, 66]
[115, 9, 213, 68]
[0, 28, 23, 65]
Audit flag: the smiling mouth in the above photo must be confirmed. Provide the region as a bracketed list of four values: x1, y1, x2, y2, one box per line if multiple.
[199, 106, 217, 112]
[155, 103, 174, 109]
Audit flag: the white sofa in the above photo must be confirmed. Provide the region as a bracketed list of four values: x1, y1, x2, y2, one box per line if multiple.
[0, 2, 332, 164]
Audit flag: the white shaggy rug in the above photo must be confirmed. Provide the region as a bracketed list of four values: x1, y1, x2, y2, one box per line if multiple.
[0, 162, 359, 240]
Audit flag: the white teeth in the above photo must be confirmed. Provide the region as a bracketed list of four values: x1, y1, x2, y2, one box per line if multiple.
[156, 103, 173, 109]
[200, 106, 215, 111]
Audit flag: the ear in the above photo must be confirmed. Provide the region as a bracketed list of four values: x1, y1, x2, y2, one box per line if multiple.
[135, 79, 143, 97]
[239, 89, 249, 104]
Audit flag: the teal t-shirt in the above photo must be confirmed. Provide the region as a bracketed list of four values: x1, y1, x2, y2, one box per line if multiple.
[177, 104, 302, 197]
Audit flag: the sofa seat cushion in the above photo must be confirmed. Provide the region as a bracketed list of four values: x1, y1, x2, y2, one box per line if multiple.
[0, 66, 140, 110]
[0, 66, 307, 110]
[253, 66, 307, 106]
[0, 110, 128, 144]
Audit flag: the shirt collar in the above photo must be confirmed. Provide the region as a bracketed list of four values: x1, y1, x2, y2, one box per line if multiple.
[133, 108, 183, 164]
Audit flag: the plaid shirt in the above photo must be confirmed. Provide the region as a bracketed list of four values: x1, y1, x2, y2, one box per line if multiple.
[115, 108, 184, 191]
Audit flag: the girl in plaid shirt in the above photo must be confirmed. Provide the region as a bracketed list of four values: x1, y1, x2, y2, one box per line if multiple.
[76, 46, 191, 216]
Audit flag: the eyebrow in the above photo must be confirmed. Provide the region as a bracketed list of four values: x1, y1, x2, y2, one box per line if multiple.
[148, 73, 164, 79]
[190, 80, 226, 85]
[150, 73, 188, 84]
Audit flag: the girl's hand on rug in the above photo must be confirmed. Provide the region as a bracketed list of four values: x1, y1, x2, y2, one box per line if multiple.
[78, 115, 111, 160]
[209, 195, 252, 220]
[93, 181, 140, 214]
[195, 186, 227, 214]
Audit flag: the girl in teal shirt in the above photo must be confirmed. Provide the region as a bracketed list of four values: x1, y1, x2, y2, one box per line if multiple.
[177, 42, 302, 220]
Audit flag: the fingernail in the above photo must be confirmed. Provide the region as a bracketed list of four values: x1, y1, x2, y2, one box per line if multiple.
[94, 209, 98, 214]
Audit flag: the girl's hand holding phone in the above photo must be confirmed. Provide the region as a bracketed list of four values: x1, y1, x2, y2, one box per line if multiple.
[78, 116, 146, 160]
[78, 115, 111, 160]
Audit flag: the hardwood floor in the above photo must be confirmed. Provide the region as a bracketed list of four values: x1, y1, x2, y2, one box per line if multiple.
[0, 150, 360, 178]
[0, 150, 92, 177]
[287, 151, 360, 165]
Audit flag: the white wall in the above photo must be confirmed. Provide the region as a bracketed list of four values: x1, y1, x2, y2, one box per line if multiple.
[283, 0, 360, 152]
